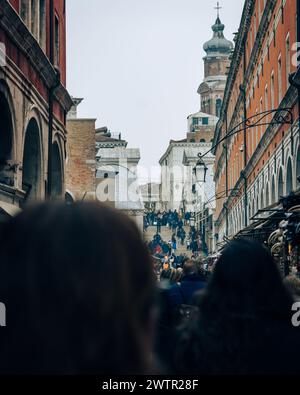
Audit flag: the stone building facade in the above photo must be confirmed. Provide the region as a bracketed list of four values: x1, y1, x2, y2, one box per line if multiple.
[96, 139, 144, 233]
[213, 0, 300, 245]
[0, 0, 72, 216]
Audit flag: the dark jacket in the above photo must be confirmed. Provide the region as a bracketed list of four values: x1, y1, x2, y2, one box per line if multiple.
[166, 274, 206, 308]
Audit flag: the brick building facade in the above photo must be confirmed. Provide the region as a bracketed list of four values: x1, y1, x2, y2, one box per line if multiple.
[213, 0, 300, 245]
[0, 0, 72, 215]
[66, 99, 96, 201]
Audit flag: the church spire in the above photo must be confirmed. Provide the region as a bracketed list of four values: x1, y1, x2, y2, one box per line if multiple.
[215, 2, 222, 19]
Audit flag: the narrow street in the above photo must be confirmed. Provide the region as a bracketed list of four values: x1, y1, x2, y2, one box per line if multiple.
[0, 0, 300, 384]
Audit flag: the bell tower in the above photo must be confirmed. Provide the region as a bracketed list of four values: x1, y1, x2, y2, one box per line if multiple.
[198, 3, 233, 117]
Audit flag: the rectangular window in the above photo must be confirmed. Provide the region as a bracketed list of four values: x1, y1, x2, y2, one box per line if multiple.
[54, 16, 60, 67]
[265, 86, 268, 111]
[202, 117, 209, 125]
[39, 0, 46, 51]
[286, 34, 290, 89]
[260, 98, 263, 138]
[30, 0, 38, 38]
[20, 0, 29, 26]
[255, 108, 259, 149]
[278, 55, 282, 103]
[192, 117, 199, 126]
[265, 86, 269, 124]
[271, 72, 275, 109]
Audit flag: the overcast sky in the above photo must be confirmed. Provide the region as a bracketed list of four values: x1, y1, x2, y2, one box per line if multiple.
[67, 0, 244, 182]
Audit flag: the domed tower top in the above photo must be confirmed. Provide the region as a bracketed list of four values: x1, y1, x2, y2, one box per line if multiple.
[203, 4, 233, 57]
[197, 3, 233, 117]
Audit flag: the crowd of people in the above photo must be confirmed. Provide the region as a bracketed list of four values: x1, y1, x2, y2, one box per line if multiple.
[144, 210, 193, 232]
[145, 210, 204, 257]
[0, 202, 300, 375]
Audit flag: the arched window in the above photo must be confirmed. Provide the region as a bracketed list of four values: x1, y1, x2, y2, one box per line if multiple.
[286, 158, 293, 195]
[266, 183, 270, 207]
[22, 118, 42, 203]
[260, 190, 264, 209]
[200, 139, 206, 143]
[207, 99, 211, 114]
[278, 168, 284, 199]
[271, 176, 276, 204]
[216, 98, 222, 118]
[51, 142, 63, 199]
[252, 198, 255, 216]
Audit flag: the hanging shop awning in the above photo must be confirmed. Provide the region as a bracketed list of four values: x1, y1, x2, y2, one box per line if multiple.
[233, 206, 286, 242]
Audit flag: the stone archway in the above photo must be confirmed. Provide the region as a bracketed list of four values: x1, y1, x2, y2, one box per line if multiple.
[22, 118, 42, 203]
[0, 91, 14, 186]
[51, 142, 63, 199]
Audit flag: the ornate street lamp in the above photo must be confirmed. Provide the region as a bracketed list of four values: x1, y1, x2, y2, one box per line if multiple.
[193, 154, 208, 184]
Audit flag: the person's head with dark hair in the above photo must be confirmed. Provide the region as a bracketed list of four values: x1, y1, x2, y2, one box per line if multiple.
[181, 256, 189, 267]
[182, 260, 197, 277]
[174, 239, 300, 375]
[203, 239, 293, 319]
[0, 202, 156, 375]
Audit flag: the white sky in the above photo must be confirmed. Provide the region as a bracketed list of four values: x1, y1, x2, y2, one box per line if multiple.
[67, 0, 244, 182]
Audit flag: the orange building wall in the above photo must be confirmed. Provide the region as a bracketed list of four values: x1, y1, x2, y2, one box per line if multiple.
[214, 0, 298, 231]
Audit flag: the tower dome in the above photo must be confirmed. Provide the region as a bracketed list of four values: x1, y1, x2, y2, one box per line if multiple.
[203, 17, 233, 56]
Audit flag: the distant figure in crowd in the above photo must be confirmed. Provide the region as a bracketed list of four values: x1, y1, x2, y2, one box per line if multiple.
[0, 202, 156, 375]
[171, 234, 177, 253]
[174, 239, 300, 375]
